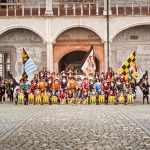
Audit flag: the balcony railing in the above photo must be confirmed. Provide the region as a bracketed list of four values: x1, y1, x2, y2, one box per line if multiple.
[111, 1, 150, 15]
[0, 1, 150, 17]
[52, 2, 104, 16]
[0, 2, 46, 16]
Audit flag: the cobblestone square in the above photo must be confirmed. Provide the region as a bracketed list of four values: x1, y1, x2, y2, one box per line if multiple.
[0, 104, 150, 150]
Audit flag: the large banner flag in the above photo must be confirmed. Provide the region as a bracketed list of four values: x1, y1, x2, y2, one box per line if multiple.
[81, 45, 96, 76]
[22, 48, 37, 80]
[119, 51, 138, 79]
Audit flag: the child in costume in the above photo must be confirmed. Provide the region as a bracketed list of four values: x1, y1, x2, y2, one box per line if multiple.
[35, 88, 41, 105]
[67, 89, 74, 104]
[127, 84, 134, 104]
[82, 78, 89, 90]
[18, 89, 24, 104]
[108, 81, 116, 104]
[118, 90, 125, 104]
[50, 89, 58, 104]
[42, 89, 49, 105]
[58, 90, 66, 105]
[82, 89, 89, 104]
[90, 88, 97, 104]
[94, 79, 102, 93]
[76, 77, 82, 90]
[103, 80, 109, 104]
[76, 89, 82, 104]
[28, 90, 35, 105]
[98, 89, 105, 104]
[108, 90, 115, 104]
[60, 76, 68, 90]
[14, 89, 19, 105]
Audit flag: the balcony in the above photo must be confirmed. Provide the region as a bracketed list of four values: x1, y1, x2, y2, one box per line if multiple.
[0, 1, 150, 17]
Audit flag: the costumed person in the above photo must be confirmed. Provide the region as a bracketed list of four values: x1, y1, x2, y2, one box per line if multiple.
[58, 90, 66, 105]
[82, 77, 89, 91]
[24, 89, 29, 105]
[67, 89, 74, 104]
[93, 79, 102, 93]
[51, 72, 56, 81]
[118, 90, 125, 104]
[22, 80, 29, 90]
[76, 77, 82, 91]
[38, 79, 45, 91]
[50, 88, 58, 104]
[0, 80, 6, 103]
[42, 89, 49, 105]
[52, 78, 60, 94]
[82, 89, 89, 104]
[108, 90, 115, 104]
[127, 84, 134, 104]
[14, 89, 19, 105]
[116, 79, 124, 104]
[28, 89, 35, 105]
[106, 67, 114, 82]
[47, 77, 53, 91]
[89, 78, 94, 92]
[108, 81, 116, 104]
[120, 73, 126, 83]
[90, 88, 97, 104]
[130, 78, 137, 100]
[98, 89, 105, 104]
[7, 80, 15, 103]
[60, 75, 68, 90]
[103, 80, 109, 104]
[76, 89, 82, 104]
[140, 78, 150, 104]
[30, 80, 38, 93]
[18, 89, 24, 104]
[68, 76, 76, 93]
[35, 88, 41, 105]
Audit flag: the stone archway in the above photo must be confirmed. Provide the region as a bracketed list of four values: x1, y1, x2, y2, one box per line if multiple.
[111, 25, 150, 76]
[0, 28, 46, 79]
[58, 50, 100, 73]
[53, 27, 104, 73]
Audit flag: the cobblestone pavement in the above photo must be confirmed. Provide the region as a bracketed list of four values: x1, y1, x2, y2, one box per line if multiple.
[0, 104, 150, 150]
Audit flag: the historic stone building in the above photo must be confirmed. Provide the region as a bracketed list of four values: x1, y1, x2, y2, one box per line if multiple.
[0, 0, 150, 80]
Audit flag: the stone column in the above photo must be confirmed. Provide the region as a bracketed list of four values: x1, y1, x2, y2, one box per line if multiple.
[104, 41, 108, 72]
[103, 0, 112, 15]
[47, 42, 53, 73]
[45, 0, 53, 15]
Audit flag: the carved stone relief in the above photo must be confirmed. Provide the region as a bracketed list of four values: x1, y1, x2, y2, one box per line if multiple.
[57, 27, 100, 41]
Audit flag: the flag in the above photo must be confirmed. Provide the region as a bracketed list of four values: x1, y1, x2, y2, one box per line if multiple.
[128, 62, 138, 79]
[119, 51, 138, 79]
[22, 48, 37, 80]
[81, 45, 96, 76]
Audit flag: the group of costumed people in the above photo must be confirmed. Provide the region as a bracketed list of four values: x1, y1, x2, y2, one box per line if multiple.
[14, 66, 144, 105]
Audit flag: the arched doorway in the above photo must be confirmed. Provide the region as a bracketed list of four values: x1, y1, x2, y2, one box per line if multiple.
[0, 28, 46, 79]
[111, 25, 150, 76]
[58, 50, 100, 72]
[53, 27, 104, 73]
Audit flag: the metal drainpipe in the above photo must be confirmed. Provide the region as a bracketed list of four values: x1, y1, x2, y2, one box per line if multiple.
[106, 0, 110, 70]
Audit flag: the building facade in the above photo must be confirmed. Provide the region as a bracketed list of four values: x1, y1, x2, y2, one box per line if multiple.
[0, 0, 150, 80]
